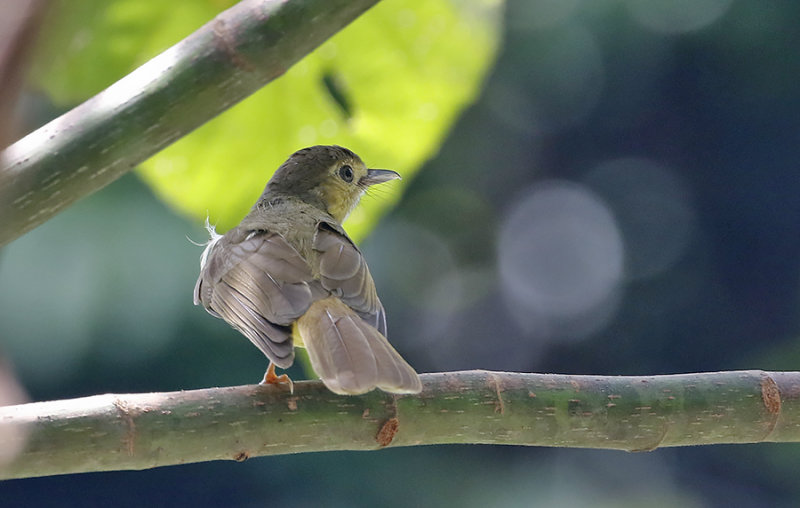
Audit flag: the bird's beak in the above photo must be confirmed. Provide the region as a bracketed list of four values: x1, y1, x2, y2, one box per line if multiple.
[360, 169, 401, 186]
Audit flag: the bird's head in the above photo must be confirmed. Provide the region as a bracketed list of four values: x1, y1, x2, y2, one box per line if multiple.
[265, 145, 400, 222]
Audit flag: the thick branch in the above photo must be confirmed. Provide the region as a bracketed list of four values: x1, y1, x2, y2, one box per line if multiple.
[0, 369, 797, 479]
[0, 0, 379, 246]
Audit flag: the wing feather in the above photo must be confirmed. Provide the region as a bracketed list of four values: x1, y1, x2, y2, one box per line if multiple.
[195, 228, 316, 368]
[313, 223, 387, 336]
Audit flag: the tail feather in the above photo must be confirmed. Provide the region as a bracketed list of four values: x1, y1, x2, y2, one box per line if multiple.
[297, 297, 422, 395]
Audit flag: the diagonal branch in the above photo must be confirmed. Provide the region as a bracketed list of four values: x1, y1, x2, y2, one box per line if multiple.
[0, 0, 380, 247]
[1, 369, 798, 479]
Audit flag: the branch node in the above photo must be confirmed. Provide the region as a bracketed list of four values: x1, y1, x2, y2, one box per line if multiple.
[489, 374, 505, 415]
[629, 423, 668, 453]
[112, 397, 136, 456]
[211, 17, 254, 73]
[375, 417, 399, 447]
[761, 374, 781, 415]
[760, 373, 781, 440]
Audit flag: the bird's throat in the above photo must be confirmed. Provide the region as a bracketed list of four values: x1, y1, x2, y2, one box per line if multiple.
[317, 181, 361, 223]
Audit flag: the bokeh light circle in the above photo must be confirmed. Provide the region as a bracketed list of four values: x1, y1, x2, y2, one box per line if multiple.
[627, 0, 734, 34]
[583, 157, 696, 280]
[499, 180, 624, 339]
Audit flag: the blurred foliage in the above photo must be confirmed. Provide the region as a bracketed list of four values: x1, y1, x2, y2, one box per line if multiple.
[6, 0, 800, 506]
[30, 0, 502, 239]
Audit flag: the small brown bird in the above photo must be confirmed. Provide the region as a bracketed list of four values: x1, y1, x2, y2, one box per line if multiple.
[194, 145, 422, 395]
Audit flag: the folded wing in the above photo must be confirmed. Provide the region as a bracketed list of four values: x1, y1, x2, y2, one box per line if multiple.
[313, 223, 388, 336]
[194, 228, 318, 368]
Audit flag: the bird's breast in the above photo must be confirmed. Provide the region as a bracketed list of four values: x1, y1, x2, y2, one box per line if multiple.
[291, 321, 304, 348]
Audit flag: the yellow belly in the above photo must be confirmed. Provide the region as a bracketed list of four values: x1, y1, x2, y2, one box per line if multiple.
[291, 321, 304, 348]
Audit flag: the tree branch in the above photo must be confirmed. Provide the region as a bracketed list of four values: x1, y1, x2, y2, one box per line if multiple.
[1, 369, 797, 479]
[0, 0, 379, 247]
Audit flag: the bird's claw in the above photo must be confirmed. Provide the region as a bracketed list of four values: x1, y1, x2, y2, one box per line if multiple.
[260, 363, 294, 394]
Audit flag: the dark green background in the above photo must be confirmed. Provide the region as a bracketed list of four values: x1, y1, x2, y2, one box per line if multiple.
[3, 0, 800, 506]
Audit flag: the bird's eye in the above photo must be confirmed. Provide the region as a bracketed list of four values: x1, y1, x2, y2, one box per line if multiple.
[338, 164, 354, 183]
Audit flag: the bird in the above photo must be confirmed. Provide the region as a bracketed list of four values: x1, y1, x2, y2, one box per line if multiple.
[194, 145, 422, 395]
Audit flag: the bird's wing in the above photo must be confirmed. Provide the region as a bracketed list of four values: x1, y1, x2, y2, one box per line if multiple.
[312, 222, 388, 336]
[194, 228, 318, 368]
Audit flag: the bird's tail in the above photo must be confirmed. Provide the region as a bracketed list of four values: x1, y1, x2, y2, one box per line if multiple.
[296, 297, 422, 395]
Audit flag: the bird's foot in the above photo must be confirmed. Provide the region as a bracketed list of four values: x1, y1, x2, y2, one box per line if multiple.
[260, 363, 294, 394]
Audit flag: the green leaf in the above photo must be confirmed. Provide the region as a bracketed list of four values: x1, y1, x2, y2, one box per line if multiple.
[30, 0, 235, 103]
[31, 0, 502, 240]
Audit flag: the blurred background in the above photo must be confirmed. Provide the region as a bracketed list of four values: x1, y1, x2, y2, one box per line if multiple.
[3, 0, 800, 506]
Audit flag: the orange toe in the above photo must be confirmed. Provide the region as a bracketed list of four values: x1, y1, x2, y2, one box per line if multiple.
[260, 363, 294, 393]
